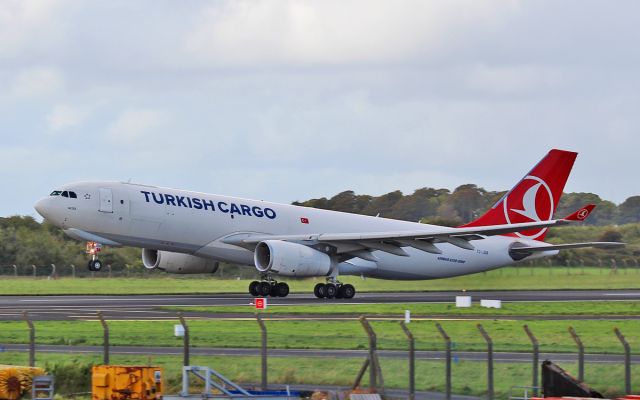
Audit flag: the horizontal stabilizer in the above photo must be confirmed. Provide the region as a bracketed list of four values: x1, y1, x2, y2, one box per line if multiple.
[563, 204, 596, 221]
[511, 241, 625, 253]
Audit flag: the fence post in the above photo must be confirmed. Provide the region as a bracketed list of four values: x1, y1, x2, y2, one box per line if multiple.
[477, 324, 494, 400]
[614, 328, 631, 394]
[400, 322, 415, 400]
[178, 312, 189, 366]
[23, 311, 35, 367]
[12, 265, 17, 277]
[32, 264, 36, 278]
[70, 264, 75, 278]
[360, 316, 378, 392]
[435, 322, 452, 400]
[568, 326, 584, 381]
[523, 325, 539, 396]
[97, 312, 109, 364]
[256, 314, 268, 391]
[50, 264, 56, 279]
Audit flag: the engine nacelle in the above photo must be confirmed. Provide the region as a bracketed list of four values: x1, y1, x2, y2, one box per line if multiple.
[142, 249, 219, 274]
[254, 240, 331, 277]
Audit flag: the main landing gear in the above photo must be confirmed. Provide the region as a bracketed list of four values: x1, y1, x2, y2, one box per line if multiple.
[313, 281, 355, 299]
[86, 241, 103, 271]
[248, 279, 290, 297]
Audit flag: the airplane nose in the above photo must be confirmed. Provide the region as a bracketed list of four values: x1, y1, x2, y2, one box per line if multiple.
[34, 197, 50, 219]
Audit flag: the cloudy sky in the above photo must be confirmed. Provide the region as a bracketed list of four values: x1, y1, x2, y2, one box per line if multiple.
[1, 0, 638, 218]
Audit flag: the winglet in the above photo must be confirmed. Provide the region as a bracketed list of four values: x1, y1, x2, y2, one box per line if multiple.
[563, 204, 596, 221]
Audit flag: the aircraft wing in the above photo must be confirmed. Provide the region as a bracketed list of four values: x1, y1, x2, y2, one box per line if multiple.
[226, 219, 570, 259]
[224, 205, 615, 261]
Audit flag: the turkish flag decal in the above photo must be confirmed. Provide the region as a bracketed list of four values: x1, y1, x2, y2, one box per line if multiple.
[300, 217, 309, 224]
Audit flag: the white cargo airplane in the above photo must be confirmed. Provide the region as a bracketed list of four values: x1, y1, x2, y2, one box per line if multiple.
[34, 149, 623, 299]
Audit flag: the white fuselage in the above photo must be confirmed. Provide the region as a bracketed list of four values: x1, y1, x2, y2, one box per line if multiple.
[35, 181, 554, 280]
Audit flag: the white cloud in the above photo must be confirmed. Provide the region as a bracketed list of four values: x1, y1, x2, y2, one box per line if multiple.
[0, 0, 69, 58]
[46, 104, 90, 132]
[184, 0, 513, 67]
[10, 67, 64, 97]
[107, 109, 167, 144]
[465, 64, 566, 95]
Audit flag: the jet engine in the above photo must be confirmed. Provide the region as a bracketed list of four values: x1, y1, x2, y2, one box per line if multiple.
[254, 240, 331, 277]
[142, 249, 219, 274]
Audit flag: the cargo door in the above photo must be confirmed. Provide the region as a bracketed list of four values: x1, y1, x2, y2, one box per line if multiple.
[99, 188, 113, 213]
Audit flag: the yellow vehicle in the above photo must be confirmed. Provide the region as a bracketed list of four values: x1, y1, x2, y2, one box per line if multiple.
[92, 365, 162, 400]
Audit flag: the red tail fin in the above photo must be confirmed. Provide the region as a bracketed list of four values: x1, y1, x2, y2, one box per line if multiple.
[462, 149, 577, 241]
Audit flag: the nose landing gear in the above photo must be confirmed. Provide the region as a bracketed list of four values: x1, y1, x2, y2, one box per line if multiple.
[86, 241, 103, 271]
[249, 277, 290, 297]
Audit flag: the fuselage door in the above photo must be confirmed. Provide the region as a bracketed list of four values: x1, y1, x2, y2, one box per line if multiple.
[99, 188, 114, 213]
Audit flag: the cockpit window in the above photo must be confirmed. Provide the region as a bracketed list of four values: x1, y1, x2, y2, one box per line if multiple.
[50, 190, 77, 198]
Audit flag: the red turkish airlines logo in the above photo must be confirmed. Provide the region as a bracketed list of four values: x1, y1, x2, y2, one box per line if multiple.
[503, 175, 554, 240]
[576, 208, 589, 220]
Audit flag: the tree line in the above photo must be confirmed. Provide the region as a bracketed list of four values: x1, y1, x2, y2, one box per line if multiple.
[294, 185, 640, 227]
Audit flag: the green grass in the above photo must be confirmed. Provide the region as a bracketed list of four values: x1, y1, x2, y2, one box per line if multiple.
[0, 351, 636, 398]
[0, 318, 637, 354]
[167, 300, 640, 316]
[0, 267, 639, 295]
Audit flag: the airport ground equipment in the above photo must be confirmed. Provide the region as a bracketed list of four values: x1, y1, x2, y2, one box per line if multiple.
[31, 375, 54, 400]
[163, 366, 301, 399]
[541, 360, 602, 398]
[92, 365, 163, 400]
[0, 365, 46, 400]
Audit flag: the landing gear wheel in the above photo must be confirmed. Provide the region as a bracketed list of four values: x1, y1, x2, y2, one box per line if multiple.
[314, 283, 326, 298]
[269, 283, 280, 297]
[275, 282, 290, 297]
[258, 281, 272, 296]
[324, 284, 337, 299]
[341, 284, 356, 299]
[249, 281, 260, 296]
[335, 286, 344, 299]
[87, 259, 102, 272]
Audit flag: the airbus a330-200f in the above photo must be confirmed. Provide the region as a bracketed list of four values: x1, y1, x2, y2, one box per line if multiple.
[34, 149, 624, 299]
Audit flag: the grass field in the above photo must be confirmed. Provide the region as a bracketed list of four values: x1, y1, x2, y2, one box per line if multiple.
[1, 267, 637, 398]
[0, 317, 637, 354]
[166, 300, 640, 316]
[0, 267, 639, 295]
[0, 351, 635, 398]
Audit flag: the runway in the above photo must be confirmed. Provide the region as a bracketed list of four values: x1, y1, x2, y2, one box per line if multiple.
[0, 289, 638, 320]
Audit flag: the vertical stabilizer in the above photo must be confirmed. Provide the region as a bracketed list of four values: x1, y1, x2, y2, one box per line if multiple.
[461, 149, 577, 241]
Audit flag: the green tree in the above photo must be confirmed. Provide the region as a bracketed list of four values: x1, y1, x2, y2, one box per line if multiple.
[617, 196, 640, 224]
